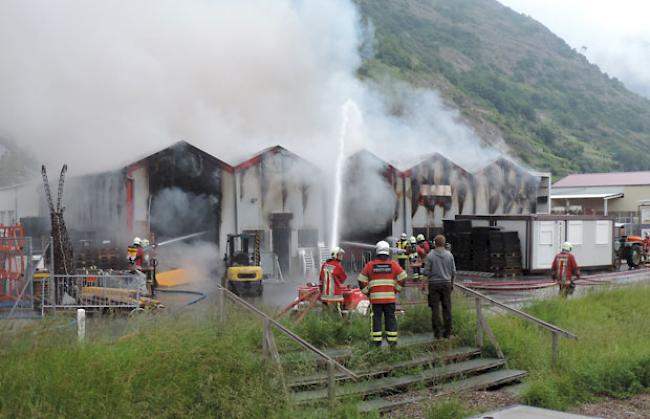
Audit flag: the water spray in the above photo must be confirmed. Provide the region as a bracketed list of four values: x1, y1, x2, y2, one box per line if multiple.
[331, 100, 358, 249]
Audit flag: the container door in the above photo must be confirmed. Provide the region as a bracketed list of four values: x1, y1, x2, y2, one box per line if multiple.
[536, 221, 556, 269]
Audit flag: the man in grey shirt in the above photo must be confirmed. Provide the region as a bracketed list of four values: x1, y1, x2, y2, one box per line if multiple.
[422, 234, 456, 339]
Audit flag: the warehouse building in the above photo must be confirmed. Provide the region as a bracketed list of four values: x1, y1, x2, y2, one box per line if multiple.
[0, 141, 552, 275]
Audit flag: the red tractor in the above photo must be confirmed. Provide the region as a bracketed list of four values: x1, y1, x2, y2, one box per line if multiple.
[614, 234, 650, 269]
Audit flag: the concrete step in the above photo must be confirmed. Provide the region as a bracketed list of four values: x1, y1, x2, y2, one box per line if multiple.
[292, 357, 506, 403]
[288, 346, 481, 388]
[357, 368, 528, 413]
[282, 333, 445, 365]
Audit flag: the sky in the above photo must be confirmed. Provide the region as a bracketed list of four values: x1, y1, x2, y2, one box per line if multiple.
[499, 0, 650, 98]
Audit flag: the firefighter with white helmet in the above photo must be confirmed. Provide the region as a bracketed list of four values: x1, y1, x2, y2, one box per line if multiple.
[127, 237, 145, 269]
[408, 236, 421, 280]
[319, 246, 347, 308]
[552, 241, 580, 298]
[396, 233, 409, 270]
[358, 241, 407, 347]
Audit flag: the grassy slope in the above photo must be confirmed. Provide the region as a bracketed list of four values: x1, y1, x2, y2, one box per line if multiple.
[2, 286, 650, 417]
[357, 0, 650, 176]
[491, 285, 650, 410]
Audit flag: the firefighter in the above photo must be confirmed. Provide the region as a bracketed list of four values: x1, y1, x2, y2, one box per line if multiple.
[408, 236, 420, 280]
[396, 233, 409, 270]
[319, 247, 347, 310]
[358, 241, 407, 347]
[416, 234, 431, 258]
[141, 238, 157, 296]
[552, 242, 581, 298]
[127, 237, 145, 271]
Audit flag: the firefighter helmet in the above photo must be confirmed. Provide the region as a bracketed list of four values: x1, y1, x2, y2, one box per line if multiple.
[561, 241, 573, 252]
[400, 233, 407, 240]
[132, 237, 142, 246]
[330, 246, 345, 260]
[416, 234, 425, 242]
[142, 239, 150, 247]
[409, 236, 417, 244]
[376, 241, 390, 256]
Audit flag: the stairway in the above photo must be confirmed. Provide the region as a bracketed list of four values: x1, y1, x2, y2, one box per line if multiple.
[286, 334, 526, 414]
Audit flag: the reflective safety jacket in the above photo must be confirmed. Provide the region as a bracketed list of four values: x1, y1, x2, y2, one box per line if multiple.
[357, 259, 407, 304]
[319, 259, 347, 303]
[552, 252, 579, 285]
[396, 240, 409, 260]
[127, 246, 145, 269]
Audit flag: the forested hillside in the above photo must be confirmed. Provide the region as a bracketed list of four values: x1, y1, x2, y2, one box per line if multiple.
[357, 0, 650, 176]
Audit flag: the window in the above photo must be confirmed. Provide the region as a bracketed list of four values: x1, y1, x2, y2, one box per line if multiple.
[567, 221, 583, 245]
[596, 221, 611, 245]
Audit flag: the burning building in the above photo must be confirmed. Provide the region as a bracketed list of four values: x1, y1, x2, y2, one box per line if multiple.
[64, 141, 235, 252]
[0, 140, 551, 276]
[234, 146, 326, 274]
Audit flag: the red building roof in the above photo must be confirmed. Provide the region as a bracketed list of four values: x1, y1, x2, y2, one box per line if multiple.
[554, 171, 650, 187]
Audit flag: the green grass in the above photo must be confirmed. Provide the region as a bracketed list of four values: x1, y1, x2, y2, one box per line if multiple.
[0, 308, 287, 419]
[487, 285, 650, 410]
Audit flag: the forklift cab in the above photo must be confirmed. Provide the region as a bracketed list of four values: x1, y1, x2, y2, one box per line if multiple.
[223, 233, 263, 296]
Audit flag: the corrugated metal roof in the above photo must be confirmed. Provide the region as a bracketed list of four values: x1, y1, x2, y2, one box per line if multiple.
[551, 192, 623, 200]
[554, 171, 650, 187]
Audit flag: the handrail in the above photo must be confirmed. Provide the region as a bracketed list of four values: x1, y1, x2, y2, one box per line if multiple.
[217, 284, 357, 379]
[454, 283, 577, 340]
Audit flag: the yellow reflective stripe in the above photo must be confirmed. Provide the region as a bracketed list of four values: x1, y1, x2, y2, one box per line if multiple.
[368, 279, 396, 287]
[385, 331, 398, 336]
[371, 331, 383, 336]
[370, 292, 395, 299]
[386, 336, 398, 342]
[397, 271, 408, 281]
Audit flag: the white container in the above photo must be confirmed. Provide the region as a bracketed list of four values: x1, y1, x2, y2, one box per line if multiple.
[456, 215, 614, 273]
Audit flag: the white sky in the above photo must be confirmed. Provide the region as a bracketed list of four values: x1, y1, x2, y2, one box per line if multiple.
[499, 0, 650, 97]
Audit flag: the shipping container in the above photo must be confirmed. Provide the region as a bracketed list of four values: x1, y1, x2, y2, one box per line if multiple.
[456, 215, 615, 272]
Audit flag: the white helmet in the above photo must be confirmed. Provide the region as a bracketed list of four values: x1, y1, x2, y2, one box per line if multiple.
[376, 240, 390, 256]
[400, 233, 407, 240]
[416, 234, 425, 242]
[330, 246, 344, 260]
[132, 237, 142, 246]
[409, 236, 417, 244]
[561, 241, 573, 252]
[142, 239, 150, 247]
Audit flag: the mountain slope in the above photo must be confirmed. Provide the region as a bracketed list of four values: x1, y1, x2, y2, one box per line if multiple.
[357, 0, 650, 176]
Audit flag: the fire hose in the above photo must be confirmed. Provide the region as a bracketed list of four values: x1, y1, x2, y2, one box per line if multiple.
[155, 288, 207, 307]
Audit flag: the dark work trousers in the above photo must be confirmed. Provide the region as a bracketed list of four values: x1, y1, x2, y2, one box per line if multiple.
[371, 303, 397, 345]
[428, 283, 452, 338]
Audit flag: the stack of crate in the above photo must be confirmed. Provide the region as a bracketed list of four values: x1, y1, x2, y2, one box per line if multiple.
[471, 227, 497, 272]
[443, 220, 472, 270]
[488, 231, 523, 277]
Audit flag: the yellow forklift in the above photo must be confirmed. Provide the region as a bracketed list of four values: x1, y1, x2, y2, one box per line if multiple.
[223, 232, 263, 296]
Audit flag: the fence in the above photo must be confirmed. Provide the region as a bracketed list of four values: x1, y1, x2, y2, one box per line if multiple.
[41, 274, 143, 314]
[0, 235, 34, 313]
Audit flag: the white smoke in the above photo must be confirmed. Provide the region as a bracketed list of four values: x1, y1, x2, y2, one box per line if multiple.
[0, 0, 502, 177]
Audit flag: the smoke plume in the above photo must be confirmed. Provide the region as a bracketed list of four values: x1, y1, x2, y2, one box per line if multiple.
[0, 0, 502, 176]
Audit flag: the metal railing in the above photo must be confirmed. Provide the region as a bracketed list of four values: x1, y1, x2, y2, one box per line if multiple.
[454, 282, 577, 367]
[42, 274, 143, 313]
[215, 284, 357, 401]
